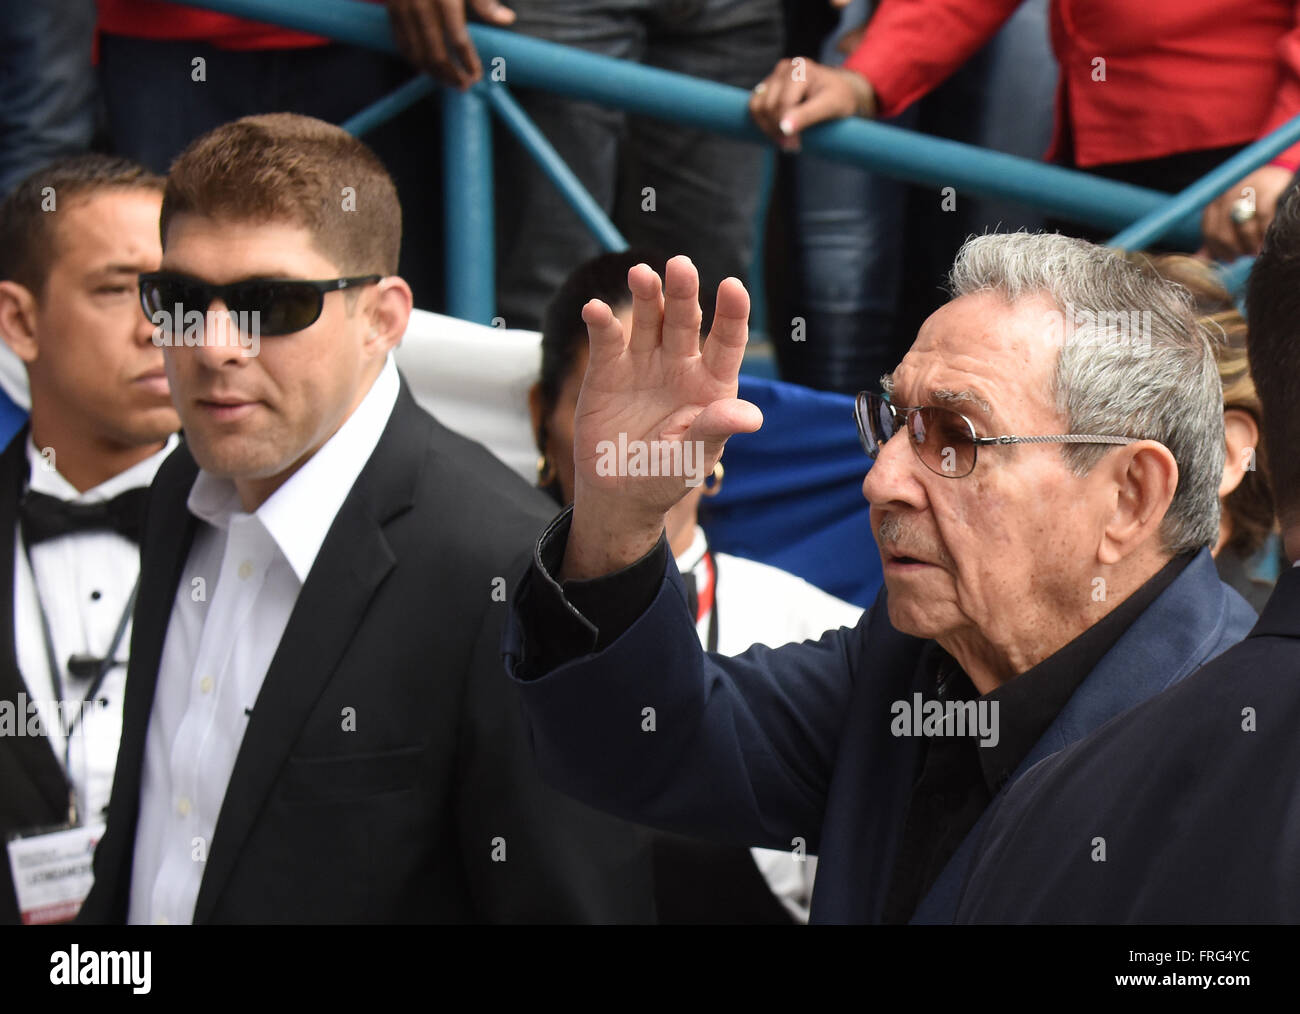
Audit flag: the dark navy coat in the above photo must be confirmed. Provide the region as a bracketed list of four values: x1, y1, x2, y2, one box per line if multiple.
[504, 534, 1255, 923]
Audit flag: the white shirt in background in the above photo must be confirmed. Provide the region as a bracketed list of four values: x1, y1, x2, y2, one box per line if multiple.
[15, 434, 178, 825]
[674, 525, 864, 923]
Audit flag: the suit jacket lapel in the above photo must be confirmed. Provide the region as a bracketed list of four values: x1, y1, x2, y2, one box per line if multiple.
[1009, 546, 1232, 780]
[1241, 563, 1300, 640]
[0, 426, 69, 821]
[191, 384, 425, 923]
[92, 445, 200, 919]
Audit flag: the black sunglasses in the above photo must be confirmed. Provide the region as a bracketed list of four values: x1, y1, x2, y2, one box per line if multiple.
[139, 271, 382, 337]
[854, 390, 1139, 479]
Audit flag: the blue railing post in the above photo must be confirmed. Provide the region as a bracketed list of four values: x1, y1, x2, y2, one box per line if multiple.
[442, 86, 496, 324]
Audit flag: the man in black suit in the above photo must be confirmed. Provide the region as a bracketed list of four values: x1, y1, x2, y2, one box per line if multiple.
[79, 113, 655, 924]
[955, 185, 1300, 923]
[0, 155, 175, 924]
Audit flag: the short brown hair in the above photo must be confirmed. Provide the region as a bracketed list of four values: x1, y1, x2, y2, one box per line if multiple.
[160, 113, 401, 276]
[0, 153, 163, 297]
[1134, 253, 1276, 557]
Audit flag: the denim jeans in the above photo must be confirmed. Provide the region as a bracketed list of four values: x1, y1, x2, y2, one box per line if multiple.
[782, 0, 1054, 395]
[497, 0, 784, 329]
[0, 0, 98, 196]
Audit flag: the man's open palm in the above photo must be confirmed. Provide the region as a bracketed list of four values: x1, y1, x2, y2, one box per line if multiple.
[564, 256, 763, 578]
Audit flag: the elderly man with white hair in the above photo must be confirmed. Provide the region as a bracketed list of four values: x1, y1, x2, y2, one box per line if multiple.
[500, 232, 1256, 924]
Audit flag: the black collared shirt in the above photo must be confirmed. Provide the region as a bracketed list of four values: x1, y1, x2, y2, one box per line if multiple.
[881, 548, 1192, 922]
[517, 508, 1194, 922]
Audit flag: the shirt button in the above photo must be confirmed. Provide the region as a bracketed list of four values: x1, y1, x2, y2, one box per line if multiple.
[176, 797, 191, 817]
[90, 589, 102, 601]
[238, 560, 254, 580]
[199, 675, 214, 694]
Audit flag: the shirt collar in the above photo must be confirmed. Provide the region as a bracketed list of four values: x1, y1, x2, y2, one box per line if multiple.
[934, 550, 1196, 794]
[187, 355, 400, 583]
[673, 525, 708, 574]
[26, 433, 179, 501]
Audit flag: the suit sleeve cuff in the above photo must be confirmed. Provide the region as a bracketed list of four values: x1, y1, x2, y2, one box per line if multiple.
[515, 505, 669, 676]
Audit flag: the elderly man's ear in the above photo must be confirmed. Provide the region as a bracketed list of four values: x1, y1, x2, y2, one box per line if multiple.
[1218, 408, 1259, 499]
[0, 280, 40, 363]
[1096, 441, 1180, 566]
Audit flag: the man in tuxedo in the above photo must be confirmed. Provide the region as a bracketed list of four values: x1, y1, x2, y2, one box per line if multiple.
[953, 189, 1300, 923]
[79, 113, 655, 924]
[501, 232, 1257, 923]
[0, 155, 175, 924]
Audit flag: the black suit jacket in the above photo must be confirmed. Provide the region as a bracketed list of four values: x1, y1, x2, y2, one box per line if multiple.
[79, 378, 656, 923]
[955, 564, 1300, 923]
[0, 427, 79, 924]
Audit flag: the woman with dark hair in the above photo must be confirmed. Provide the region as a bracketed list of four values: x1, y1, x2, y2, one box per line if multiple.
[528, 250, 862, 923]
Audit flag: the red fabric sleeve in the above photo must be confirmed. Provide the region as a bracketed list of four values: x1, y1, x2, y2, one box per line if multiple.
[1260, 3, 1300, 171]
[96, 0, 334, 50]
[842, 0, 1026, 118]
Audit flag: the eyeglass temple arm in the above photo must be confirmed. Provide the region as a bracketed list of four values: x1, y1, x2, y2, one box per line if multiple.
[977, 434, 1139, 446]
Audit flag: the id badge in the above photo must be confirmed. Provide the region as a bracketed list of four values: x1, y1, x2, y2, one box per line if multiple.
[6, 822, 104, 925]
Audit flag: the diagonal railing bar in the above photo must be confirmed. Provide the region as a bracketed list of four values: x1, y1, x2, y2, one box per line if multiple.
[340, 74, 435, 136]
[479, 82, 628, 253]
[1108, 116, 1300, 250]
[1218, 256, 1256, 307]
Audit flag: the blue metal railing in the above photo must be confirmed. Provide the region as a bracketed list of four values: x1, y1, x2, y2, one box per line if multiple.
[175, 0, 1298, 322]
[1108, 128, 1300, 251]
[339, 74, 434, 136]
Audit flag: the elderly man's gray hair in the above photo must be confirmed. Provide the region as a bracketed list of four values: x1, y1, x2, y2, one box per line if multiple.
[947, 232, 1223, 554]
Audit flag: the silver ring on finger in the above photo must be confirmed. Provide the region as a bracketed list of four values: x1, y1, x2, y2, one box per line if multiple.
[1230, 197, 1257, 225]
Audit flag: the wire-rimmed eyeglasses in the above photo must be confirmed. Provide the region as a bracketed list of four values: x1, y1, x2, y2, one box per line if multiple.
[854, 390, 1140, 478]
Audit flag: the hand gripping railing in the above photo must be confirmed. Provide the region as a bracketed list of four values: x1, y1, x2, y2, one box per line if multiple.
[170, 0, 1300, 322]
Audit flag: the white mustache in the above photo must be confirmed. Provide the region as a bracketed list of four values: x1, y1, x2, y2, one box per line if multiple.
[877, 514, 953, 568]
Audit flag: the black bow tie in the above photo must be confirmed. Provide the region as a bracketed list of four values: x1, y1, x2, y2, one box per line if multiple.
[19, 488, 148, 546]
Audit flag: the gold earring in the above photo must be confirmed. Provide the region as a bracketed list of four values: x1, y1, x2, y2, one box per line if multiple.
[537, 455, 557, 486]
[703, 460, 724, 497]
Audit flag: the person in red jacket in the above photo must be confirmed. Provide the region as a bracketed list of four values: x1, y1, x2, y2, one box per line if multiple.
[96, 0, 514, 87]
[750, 0, 1300, 259]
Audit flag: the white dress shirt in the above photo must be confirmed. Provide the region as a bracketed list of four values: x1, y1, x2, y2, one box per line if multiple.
[127, 356, 399, 926]
[14, 434, 178, 827]
[675, 525, 864, 924]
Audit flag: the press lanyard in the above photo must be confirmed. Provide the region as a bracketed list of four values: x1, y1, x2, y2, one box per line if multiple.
[18, 531, 138, 826]
[696, 548, 719, 654]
